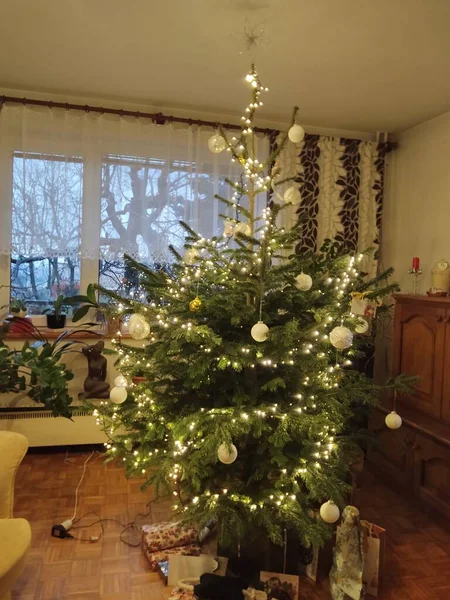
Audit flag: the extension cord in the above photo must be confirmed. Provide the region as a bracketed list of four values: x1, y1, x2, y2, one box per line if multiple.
[51, 519, 73, 539]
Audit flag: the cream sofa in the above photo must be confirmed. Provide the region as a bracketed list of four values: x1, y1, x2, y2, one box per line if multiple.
[0, 432, 32, 600]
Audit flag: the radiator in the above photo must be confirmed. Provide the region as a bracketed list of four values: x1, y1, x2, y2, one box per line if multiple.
[0, 408, 107, 447]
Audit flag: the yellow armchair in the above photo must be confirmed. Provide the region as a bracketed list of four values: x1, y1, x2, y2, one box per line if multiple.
[0, 432, 32, 600]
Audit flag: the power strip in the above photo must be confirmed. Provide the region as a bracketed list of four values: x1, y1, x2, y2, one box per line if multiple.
[51, 519, 73, 539]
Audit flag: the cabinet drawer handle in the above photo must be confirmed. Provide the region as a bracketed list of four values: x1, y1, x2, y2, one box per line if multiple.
[412, 443, 421, 451]
[437, 316, 444, 322]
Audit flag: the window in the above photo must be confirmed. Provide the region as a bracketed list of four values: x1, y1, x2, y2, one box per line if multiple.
[0, 105, 270, 314]
[10, 152, 83, 312]
[99, 154, 230, 292]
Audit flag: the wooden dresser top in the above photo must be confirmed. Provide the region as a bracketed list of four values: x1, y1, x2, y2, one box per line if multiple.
[393, 293, 450, 307]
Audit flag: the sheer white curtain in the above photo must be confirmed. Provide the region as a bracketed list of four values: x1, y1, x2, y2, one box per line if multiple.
[0, 103, 269, 305]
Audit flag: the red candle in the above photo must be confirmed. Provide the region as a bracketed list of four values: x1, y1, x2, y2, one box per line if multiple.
[412, 257, 420, 270]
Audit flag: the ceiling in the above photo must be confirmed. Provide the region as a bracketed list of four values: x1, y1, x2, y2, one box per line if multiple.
[1, 0, 450, 134]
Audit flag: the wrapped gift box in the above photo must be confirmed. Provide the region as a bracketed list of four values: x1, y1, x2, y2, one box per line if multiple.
[142, 521, 199, 553]
[142, 521, 201, 572]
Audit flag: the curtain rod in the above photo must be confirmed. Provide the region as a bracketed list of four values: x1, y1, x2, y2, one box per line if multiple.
[0, 95, 279, 136]
[0, 95, 396, 151]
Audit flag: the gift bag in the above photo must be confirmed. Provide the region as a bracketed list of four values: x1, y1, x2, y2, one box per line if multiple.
[361, 522, 386, 597]
[350, 293, 378, 318]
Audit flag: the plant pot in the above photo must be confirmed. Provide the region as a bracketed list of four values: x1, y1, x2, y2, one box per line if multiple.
[132, 376, 146, 385]
[46, 314, 66, 329]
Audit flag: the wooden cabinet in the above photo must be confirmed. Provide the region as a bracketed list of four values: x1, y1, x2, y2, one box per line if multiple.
[393, 296, 449, 419]
[368, 295, 450, 523]
[442, 317, 450, 424]
[368, 409, 415, 488]
[413, 433, 450, 521]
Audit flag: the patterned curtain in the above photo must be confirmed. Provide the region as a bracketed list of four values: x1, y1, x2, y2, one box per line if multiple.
[276, 134, 390, 276]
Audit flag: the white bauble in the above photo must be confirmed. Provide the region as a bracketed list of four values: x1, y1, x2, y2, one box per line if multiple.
[283, 186, 302, 205]
[288, 124, 305, 144]
[208, 134, 227, 154]
[184, 248, 199, 265]
[385, 411, 402, 430]
[234, 221, 252, 237]
[114, 375, 128, 388]
[128, 315, 150, 340]
[110, 386, 128, 404]
[355, 318, 369, 334]
[320, 500, 340, 523]
[128, 313, 142, 328]
[217, 442, 238, 464]
[251, 321, 269, 342]
[295, 272, 313, 291]
[329, 326, 353, 350]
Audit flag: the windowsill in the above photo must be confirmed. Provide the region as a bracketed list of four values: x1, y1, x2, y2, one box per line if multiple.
[3, 325, 132, 340]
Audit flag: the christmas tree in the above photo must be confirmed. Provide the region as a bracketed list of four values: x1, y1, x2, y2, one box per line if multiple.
[94, 65, 408, 549]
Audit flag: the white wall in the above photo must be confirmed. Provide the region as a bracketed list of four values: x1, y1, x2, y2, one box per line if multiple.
[375, 109, 450, 382]
[382, 110, 450, 292]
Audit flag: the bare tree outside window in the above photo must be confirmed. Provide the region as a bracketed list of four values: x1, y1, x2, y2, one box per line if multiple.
[10, 153, 82, 312]
[99, 154, 228, 293]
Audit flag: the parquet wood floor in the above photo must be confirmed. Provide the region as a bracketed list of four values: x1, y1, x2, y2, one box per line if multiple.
[10, 451, 450, 599]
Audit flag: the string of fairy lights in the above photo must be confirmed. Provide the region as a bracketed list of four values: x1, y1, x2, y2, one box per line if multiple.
[94, 65, 376, 524]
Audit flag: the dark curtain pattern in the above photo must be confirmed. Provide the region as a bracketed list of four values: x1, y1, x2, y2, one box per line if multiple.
[276, 133, 390, 274]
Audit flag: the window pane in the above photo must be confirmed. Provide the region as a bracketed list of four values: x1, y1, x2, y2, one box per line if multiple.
[99, 154, 230, 292]
[10, 152, 83, 310]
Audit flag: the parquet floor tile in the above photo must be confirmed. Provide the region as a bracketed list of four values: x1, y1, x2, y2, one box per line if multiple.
[10, 451, 450, 599]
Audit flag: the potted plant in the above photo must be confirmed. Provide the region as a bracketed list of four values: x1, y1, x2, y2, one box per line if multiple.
[65, 284, 121, 334]
[44, 294, 67, 329]
[65, 284, 99, 322]
[10, 299, 27, 318]
[0, 320, 100, 418]
[132, 369, 146, 385]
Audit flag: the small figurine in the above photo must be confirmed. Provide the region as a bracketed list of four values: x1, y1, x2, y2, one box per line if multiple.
[79, 340, 110, 399]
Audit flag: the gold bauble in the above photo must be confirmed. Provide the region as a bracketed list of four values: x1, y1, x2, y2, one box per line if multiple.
[189, 296, 202, 311]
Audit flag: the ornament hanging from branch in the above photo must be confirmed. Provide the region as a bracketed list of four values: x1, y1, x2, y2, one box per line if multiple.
[251, 320, 269, 342]
[189, 296, 202, 312]
[355, 318, 369, 334]
[288, 123, 305, 143]
[110, 386, 128, 404]
[329, 326, 353, 350]
[295, 272, 313, 291]
[283, 186, 302, 205]
[128, 314, 150, 340]
[114, 375, 128, 388]
[208, 133, 227, 154]
[217, 442, 238, 464]
[320, 500, 340, 523]
[385, 411, 402, 429]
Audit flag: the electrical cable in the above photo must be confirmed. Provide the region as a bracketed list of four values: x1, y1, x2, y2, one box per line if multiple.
[69, 500, 155, 545]
[70, 451, 95, 522]
[61, 451, 155, 545]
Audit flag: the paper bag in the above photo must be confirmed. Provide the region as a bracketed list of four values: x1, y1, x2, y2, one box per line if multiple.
[362, 523, 385, 597]
[350, 296, 368, 316]
[350, 296, 377, 318]
[168, 554, 218, 586]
